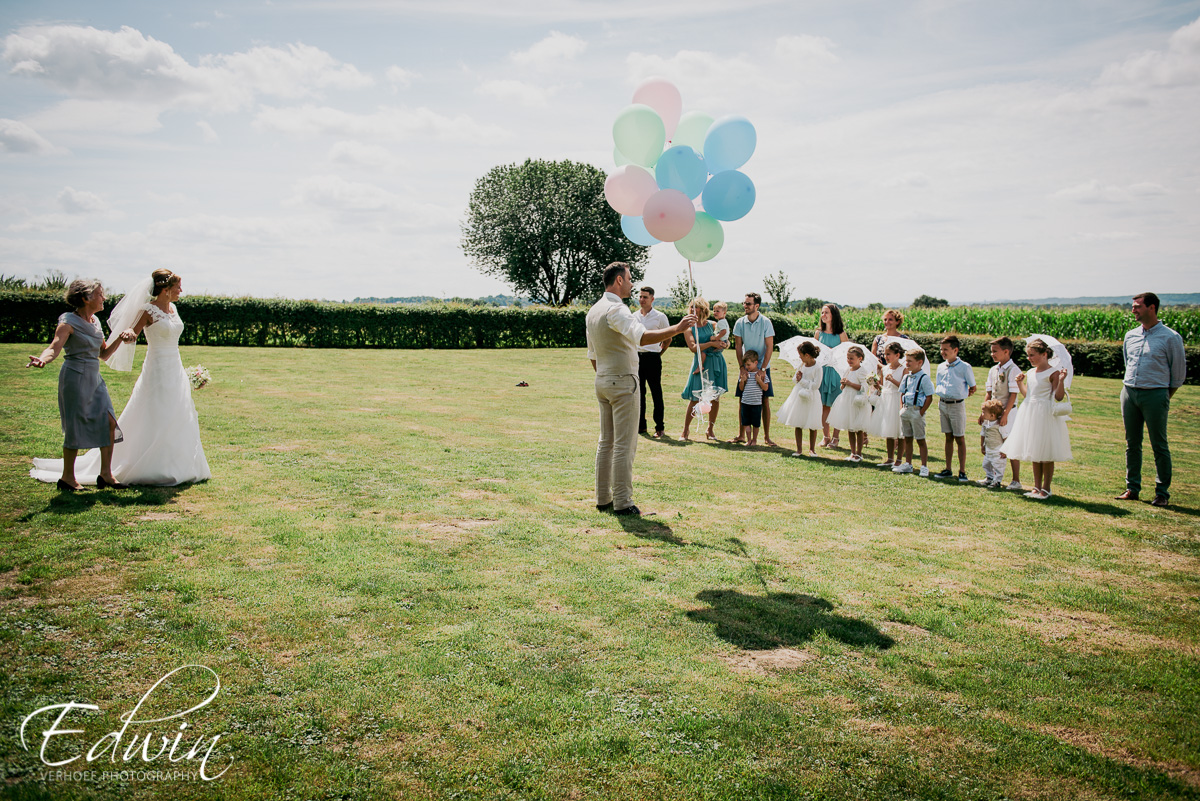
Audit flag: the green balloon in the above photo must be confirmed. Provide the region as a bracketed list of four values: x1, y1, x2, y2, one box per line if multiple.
[613, 146, 631, 167]
[672, 111, 714, 154]
[675, 212, 724, 262]
[613, 104, 666, 168]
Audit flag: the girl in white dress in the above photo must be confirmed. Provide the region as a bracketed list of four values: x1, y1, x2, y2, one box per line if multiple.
[32, 269, 210, 486]
[998, 339, 1070, 499]
[826, 346, 872, 462]
[777, 341, 824, 457]
[868, 342, 906, 468]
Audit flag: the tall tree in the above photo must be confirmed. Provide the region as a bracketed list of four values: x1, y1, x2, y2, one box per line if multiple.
[461, 159, 648, 306]
[762, 269, 796, 314]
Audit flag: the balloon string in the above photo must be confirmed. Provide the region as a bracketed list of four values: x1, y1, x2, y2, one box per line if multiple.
[687, 259, 700, 376]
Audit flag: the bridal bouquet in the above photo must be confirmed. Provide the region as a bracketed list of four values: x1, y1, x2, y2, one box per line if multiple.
[186, 364, 211, 390]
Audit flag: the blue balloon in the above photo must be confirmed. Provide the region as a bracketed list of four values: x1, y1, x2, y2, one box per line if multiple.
[654, 145, 708, 199]
[702, 170, 756, 221]
[703, 116, 756, 174]
[621, 215, 661, 247]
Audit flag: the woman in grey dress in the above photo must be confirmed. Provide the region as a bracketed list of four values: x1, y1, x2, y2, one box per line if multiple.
[26, 278, 135, 491]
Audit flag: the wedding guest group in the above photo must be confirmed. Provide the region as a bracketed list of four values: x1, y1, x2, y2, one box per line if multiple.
[620, 292, 1187, 508]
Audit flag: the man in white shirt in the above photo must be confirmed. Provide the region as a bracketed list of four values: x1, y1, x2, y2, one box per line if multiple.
[587, 263, 696, 516]
[635, 286, 670, 438]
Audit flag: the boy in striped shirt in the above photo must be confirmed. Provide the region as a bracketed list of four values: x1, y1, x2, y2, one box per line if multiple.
[737, 350, 770, 446]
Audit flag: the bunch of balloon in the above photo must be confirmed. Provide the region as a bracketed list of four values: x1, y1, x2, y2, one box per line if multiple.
[603, 77, 757, 269]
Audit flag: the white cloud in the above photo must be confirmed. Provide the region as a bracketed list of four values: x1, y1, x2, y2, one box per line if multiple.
[253, 103, 506, 141]
[385, 65, 415, 88]
[477, 79, 553, 107]
[1071, 230, 1143, 243]
[288, 0, 778, 23]
[328, 140, 406, 171]
[147, 214, 312, 246]
[1098, 17, 1200, 90]
[25, 100, 165, 134]
[883, 171, 932, 189]
[197, 120, 220, 143]
[2, 25, 371, 123]
[286, 174, 456, 227]
[57, 187, 108, 214]
[1049, 180, 1170, 204]
[511, 31, 586, 67]
[0, 118, 60, 154]
[774, 35, 838, 70]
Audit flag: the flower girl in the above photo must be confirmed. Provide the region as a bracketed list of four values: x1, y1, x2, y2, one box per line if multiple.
[998, 338, 1071, 499]
[777, 341, 824, 457]
[826, 345, 874, 462]
[868, 342, 906, 467]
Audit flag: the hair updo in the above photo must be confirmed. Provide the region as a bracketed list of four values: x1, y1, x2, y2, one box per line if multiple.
[151, 269, 180, 297]
[1026, 338, 1052, 358]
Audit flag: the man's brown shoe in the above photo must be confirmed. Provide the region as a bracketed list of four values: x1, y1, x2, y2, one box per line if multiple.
[1115, 490, 1139, 501]
[1150, 496, 1169, 508]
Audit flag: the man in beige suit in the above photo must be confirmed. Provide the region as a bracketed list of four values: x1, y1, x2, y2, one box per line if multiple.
[587, 263, 696, 516]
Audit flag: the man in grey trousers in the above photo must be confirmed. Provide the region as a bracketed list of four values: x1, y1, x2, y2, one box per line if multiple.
[587, 263, 695, 516]
[1116, 292, 1186, 507]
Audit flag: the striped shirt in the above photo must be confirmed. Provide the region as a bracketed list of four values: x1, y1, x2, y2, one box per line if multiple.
[740, 372, 766, 405]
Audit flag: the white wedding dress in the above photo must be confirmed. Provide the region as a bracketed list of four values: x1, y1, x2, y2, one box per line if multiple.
[31, 303, 211, 486]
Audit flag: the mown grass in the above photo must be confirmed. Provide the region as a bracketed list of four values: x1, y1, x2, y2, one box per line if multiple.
[0, 343, 1197, 800]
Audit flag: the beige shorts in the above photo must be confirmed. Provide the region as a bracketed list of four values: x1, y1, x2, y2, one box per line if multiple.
[939, 399, 967, 437]
[900, 406, 926, 439]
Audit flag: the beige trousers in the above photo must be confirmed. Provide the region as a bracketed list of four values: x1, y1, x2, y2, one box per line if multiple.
[595, 374, 640, 509]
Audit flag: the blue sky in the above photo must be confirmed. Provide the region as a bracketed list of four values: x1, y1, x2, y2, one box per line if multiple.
[2, 0, 1198, 305]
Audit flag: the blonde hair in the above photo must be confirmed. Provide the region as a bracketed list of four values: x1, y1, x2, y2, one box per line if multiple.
[847, 345, 865, 360]
[905, 348, 926, 364]
[690, 296, 711, 324]
[713, 301, 728, 312]
[981, 399, 1004, 418]
[884, 308, 904, 328]
[151, 269, 180, 297]
[64, 278, 103, 310]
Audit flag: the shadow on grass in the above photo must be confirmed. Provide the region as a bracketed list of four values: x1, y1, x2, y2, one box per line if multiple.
[687, 589, 896, 651]
[17, 485, 189, 520]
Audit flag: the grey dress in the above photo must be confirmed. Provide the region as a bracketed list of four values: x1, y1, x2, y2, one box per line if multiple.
[57, 312, 122, 450]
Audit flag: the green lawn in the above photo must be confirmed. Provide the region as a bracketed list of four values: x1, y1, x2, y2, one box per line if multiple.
[1, 343, 1197, 800]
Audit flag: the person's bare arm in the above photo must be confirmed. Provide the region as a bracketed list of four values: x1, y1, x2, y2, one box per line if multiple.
[27, 322, 72, 368]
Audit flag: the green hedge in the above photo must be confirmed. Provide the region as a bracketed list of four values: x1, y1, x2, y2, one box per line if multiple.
[2, 291, 1195, 383]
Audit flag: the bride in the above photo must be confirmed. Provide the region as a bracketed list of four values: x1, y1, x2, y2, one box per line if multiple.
[31, 269, 211, 486]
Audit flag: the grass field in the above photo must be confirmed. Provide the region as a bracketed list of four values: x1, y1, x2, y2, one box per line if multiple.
[1, 343, 1198, 800]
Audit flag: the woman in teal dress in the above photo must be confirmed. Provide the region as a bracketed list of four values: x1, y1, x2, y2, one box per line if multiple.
[679, 297, 728, 441]
[817, 303, 849, 448]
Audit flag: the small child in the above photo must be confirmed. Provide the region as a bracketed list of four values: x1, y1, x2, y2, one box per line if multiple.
[999, 338, 1072, 499]
[776, 341, 823, 457]
[694, 301, 731, 375]
[736, 350, 769, 446]
[981, 336, 1022, 490]
[934, 335, 976, 482]
[868, 342, 906, 468]
[893, 349, 935, 477]
[826, 346, 872, 462]
[977, 399, 1006, 487]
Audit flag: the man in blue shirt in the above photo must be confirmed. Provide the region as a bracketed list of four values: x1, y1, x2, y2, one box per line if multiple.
[1116, 292, 1187, 507]
[733, 293, 776, 446]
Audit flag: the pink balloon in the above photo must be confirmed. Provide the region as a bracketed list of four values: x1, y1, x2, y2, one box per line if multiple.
[604, 166, 658, 216]
[642, 188, 696, 242]
[633, 77, 682, 141]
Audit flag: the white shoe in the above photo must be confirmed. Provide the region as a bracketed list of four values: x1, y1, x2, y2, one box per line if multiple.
[877, 461, 894, 468]
[1024, 489, 1047, 499]
[892, 463, 913, 474]
[790, 451, 803, 457]
[1007, 481, 1023, 491]
[919, 466, 929, 477]
[844, 454, 857, 461]
[852, 454, 863, 462]
[976, 478, 993, 486]
[807, 451, 819, 457]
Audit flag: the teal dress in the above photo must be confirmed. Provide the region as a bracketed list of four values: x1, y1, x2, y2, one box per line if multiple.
[681, 322, 728, 400]
[818, 331, 843, 407]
